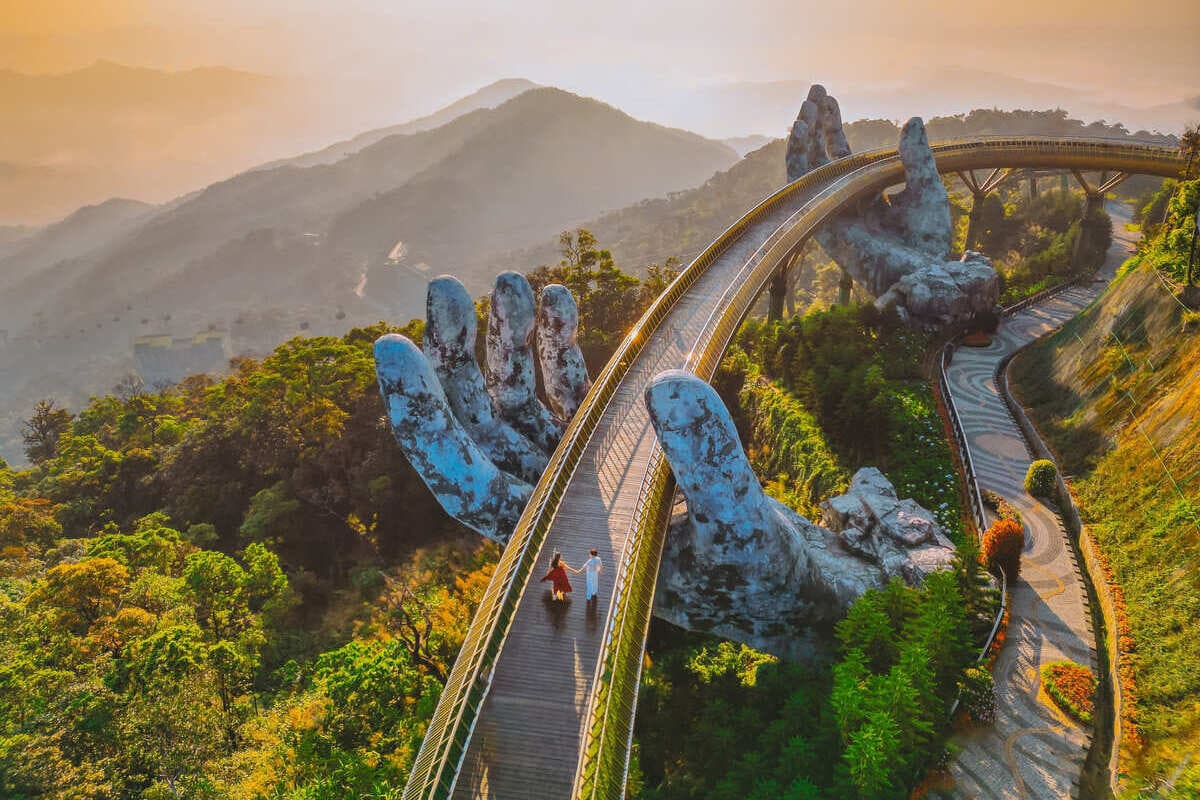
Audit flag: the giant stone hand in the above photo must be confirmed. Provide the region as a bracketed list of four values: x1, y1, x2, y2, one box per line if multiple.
[374, 273, 956, 659]
[789, 85, 999, 327]
[645, 371, 956, 660]
[374, 272, 590, 543]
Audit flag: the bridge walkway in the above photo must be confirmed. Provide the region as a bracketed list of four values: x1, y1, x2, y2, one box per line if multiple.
[452, 181, 823, 799]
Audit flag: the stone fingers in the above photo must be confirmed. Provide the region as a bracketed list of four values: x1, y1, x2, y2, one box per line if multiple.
[486, 271, 563, 453]
[374, 334, 531, 543]
[887, 117, 953, 258]
[644, 369, 769, 549]
[536, 283, 591, 422]
[425, 275, 548, 483]
[786, 84, 851, 181]
[820, 93, 852, 160]
[803, 85, 830, 169]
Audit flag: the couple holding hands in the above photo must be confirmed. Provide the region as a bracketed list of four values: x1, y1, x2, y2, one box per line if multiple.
[541, 549, 602, 603]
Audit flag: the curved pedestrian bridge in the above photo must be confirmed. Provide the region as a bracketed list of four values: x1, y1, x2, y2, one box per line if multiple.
[401, 137, 1186, 800]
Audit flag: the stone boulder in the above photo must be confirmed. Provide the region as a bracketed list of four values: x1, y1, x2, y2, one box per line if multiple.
[820, 467, 957, 585]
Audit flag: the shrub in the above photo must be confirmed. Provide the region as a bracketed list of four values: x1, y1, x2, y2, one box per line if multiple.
[1041, 660, 1096, 724]
[1024, 459, 1058, 497]
[959, 666, 997, 724]
[982, 518, 1024, 577]
[961, 331, 992, 347]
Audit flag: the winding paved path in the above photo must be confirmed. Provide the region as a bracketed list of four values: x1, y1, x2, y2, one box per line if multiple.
[945, 208, 1134, 799]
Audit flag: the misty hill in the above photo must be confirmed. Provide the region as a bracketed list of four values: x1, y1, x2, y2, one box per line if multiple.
[723, 135, 772, 156]
[0, 87, 738, 462]
[0, 198, 154, 292]
[627, 68, 1198, 139]
[262, 78, 541, 170]
[324, 88, 739, 284]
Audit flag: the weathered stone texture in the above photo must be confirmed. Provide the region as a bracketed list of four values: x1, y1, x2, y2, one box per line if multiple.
[786, 87, 1000, 328]
[374, 334, 531, 543]
[646, 371, 955, 659]
[536, 283, 591, 422]
[486, 271, 563, 453]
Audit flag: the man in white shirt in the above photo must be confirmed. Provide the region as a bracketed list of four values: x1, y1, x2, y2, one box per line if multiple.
[583, 549, 602, 601]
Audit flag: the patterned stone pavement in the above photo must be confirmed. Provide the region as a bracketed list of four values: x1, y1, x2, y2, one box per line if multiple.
[943, 211, 1133, 798]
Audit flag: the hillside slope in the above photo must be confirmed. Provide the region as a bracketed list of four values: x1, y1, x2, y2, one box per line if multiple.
[0, 88, 737, 463]
[1010, 190, 1200, 795]
[325, 88, 738, 279]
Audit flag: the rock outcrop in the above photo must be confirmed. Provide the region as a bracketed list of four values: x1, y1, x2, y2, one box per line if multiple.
[787, 86, 999, 328]
[645, 370, 955, 660]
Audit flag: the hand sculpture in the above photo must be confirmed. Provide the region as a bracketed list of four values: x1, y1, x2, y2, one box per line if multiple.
[788, 84, 999, 327]
[374, 273, 955, 659]
[374, 272, 590, 543]
[646, 371, 956, 659]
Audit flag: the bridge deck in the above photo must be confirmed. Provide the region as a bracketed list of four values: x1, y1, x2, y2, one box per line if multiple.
[452, 182, 820, 800]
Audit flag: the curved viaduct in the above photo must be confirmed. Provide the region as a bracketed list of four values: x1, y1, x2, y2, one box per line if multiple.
[401, 137, 1186, 800]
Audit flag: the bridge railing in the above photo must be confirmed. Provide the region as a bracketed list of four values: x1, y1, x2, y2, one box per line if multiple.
[572, 148, 903, 800]
[938, 343, 990, 535]
[402, 137, 1185, 800]
[401, 131, 900, 800]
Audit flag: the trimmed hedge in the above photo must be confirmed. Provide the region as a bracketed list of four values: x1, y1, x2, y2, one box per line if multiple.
[1024, 459, 1058, 497]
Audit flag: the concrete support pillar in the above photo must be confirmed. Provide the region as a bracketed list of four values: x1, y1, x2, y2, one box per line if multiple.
[1072, 192, 1105, 270]
[838, 270, 854, 306]
[768, 263, 789, 322]
[965, 191, 986, 251]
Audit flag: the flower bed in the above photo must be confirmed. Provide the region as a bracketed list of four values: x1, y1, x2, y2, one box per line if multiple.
[961, 331, 993, 347]
[1089, 542, 1142, 750]
[982, 489, 1023, 526]
[1042, 660, 1096, 724]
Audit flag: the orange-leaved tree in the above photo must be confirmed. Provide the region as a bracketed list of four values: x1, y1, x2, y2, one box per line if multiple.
[981, 518, 1024, 578]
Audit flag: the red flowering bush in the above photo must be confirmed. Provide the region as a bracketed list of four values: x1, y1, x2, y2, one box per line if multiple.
[1042, 660, 1096, 724]
[981, 518, 1025, 578]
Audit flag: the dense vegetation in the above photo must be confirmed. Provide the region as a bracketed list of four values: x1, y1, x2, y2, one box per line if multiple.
[953, 181, 1115, 304]
[632, 300, 997, 799]
[0, 231, 669, 798]
[631, 570, 985, 800]
[1010, 179, 1200, 797]
[719, 304, 967, 542]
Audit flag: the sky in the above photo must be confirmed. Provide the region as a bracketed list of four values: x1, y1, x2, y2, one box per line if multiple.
[2, 0, 1198, 136]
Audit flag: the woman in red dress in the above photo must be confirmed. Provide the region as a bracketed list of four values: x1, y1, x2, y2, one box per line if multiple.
[541, 552, 576, 601]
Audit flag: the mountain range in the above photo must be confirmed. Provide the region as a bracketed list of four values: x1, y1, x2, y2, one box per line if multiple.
[0, 72, 1189, 464]
[0, 84, 739, 461]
